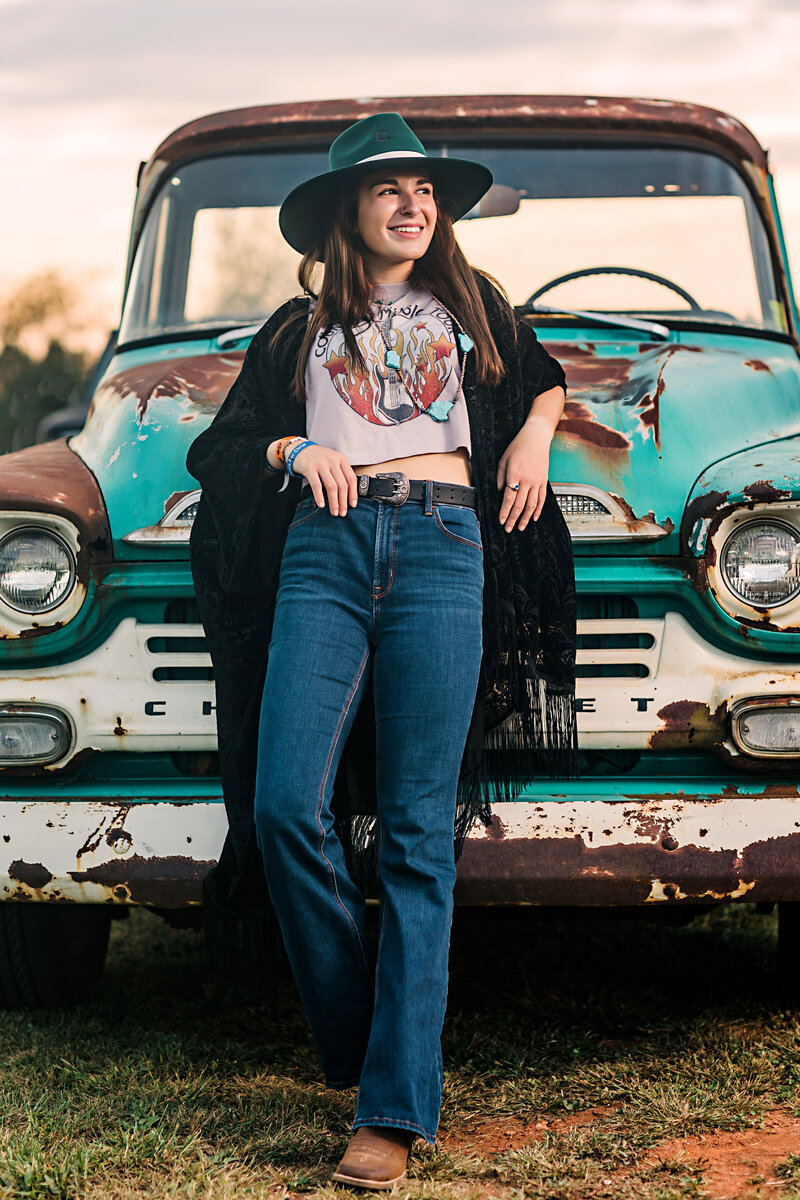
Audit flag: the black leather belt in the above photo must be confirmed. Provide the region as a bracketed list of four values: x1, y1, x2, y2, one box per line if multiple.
[356, 472, 476, 509]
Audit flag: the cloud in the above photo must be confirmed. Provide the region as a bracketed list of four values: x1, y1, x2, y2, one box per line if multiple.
[1, 0, 799, 309]
[1, 0, 792, 109]
[0, 0, 544, 106]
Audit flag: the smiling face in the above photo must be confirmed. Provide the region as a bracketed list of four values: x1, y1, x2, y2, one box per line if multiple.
[355, 169, 437, 282]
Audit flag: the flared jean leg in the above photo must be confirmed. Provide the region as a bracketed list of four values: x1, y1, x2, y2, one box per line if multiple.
[254, 514, 376, 1086]
[353, 508, 484, 1144]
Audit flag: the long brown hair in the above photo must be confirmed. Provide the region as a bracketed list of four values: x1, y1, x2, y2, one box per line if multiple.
[272, 186, 506, 402]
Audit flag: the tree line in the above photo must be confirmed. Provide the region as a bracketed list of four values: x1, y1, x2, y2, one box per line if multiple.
[0, 272, 92, 454]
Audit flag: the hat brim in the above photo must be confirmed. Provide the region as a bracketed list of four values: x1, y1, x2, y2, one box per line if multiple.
[278, 155, 493, 257]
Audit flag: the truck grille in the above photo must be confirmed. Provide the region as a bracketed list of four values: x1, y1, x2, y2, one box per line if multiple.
[148, 599, 213, 682]
[145, 630, 213, 682]
[575, 595, 659, 679]
[150, 598, 662, 683]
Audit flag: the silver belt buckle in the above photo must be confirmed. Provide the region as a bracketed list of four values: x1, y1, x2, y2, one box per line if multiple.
[376, 471, 410, 506]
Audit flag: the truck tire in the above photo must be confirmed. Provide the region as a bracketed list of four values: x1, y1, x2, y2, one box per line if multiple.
[777, 902, 800, 998]
[0, 903, 112, 1009]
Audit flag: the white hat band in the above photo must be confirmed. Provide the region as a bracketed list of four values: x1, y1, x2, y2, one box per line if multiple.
[355, 150, 428, 165]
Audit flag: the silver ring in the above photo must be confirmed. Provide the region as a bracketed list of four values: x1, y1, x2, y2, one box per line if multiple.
[508, 482, 520, 491]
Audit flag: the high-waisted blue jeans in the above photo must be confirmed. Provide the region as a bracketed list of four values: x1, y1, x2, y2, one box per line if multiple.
[253, 486, 484, 1144]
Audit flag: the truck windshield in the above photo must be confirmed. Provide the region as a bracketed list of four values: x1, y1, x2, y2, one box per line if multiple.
[119, 144, 786, 344]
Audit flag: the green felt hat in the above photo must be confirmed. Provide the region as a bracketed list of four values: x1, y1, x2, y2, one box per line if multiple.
[278, 112, 493, 256]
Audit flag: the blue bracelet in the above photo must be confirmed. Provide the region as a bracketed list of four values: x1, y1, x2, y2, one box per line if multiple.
[285, 439, 316, 478]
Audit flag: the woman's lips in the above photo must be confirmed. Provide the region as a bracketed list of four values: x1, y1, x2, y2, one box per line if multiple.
[388, 224, 424, 238]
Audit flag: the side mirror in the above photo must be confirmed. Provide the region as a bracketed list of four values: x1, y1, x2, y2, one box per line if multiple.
[461, 184, 522, 220]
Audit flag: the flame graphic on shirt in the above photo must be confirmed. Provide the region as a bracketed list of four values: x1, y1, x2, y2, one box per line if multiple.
[323, 321, 455, 425]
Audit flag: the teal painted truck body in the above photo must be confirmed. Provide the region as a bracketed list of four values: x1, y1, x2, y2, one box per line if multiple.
[2, 95, 800, 918]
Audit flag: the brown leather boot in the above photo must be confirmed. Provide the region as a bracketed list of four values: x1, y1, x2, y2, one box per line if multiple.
[331, 1125, 414, 1190]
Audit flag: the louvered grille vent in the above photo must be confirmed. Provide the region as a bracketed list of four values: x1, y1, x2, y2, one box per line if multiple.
[144, 599, 212, 682]
[143, 598, 662, 685]
[557, 493, 611, 516]
[575, 595, 660, 680]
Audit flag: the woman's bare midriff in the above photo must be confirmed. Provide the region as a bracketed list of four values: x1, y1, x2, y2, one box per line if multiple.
[352, 447, 472, 486]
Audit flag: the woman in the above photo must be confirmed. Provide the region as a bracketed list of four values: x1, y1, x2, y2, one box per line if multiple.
[187, 112, 577, 1190]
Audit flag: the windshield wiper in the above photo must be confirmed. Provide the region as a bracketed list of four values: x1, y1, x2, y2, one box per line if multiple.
[521, 303, 670, 340]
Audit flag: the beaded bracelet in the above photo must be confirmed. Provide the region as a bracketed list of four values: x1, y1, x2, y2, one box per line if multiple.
[285, 439, 316, 478]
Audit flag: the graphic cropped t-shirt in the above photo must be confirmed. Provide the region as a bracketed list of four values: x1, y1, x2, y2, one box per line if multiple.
[304, 282, 472, 465]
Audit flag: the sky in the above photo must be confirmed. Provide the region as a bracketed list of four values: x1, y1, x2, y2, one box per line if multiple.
[2, 0, 800, 347]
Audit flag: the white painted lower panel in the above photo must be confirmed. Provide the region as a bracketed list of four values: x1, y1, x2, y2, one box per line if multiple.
[1, 613, 797, 766]
[2, 794, 800, 907]
[0, 799, 226, 903]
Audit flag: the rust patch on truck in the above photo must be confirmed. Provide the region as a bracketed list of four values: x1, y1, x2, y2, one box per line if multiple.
[648, 700, 728, 751]
[558, 400, 632, 451]
[636, 376, 663, 446]
[548, 341, 707, 454]
[453, 828, 800, 907]
[547, 342, 639, 404]
[742, 480, 792, 504]
[9, 860, 54, 890]
[630, 345, 701, 449]
[14, 620, 66, 640]
[75, 805, 133, 858]
[69, 854, 213, 907]
[163, 490, 193, 515]
[682, 490, 731, 556]
[97, 354, 244, 422]
[145, 96, 768, 183]
[631, 350, 669, 449]
[0, 440, 111, 566]
[5, 858, 211, 906]
[684, 489, 731, 527]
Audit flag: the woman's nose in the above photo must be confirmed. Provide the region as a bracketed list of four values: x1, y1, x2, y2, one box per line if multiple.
[398, 191, 420, 213]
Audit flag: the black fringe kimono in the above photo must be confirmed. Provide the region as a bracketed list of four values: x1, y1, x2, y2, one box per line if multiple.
[187, 273, 578, 986]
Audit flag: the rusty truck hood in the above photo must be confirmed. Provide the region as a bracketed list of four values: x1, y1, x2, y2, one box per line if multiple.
[70, 345, 244, 559]
[546, 333, 800, 550]
[69, 332, 800, 558]
[0, 440, 111, 563]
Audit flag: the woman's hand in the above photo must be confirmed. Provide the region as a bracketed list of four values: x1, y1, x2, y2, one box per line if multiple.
[496, 415, 554, 532]
[292, 444, 359, 516]
[497, 383, 565, 532]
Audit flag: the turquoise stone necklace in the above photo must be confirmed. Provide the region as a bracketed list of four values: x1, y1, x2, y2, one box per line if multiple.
[372, 292, 473, 423]
[374, 287, 415, 416]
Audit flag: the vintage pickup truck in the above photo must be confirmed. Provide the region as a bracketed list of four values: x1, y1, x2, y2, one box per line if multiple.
[2, 95, 799, 1006]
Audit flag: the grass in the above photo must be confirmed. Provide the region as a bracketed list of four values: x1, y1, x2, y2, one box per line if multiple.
[1, 903, 800, 1198]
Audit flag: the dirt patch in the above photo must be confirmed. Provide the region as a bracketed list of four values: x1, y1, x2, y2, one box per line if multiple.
[440, 1105, 618, 1158]
[645, 1107, 800, 1198]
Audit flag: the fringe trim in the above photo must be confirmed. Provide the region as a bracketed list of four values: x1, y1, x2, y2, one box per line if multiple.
[202, 878, 284, 998]
[487, 682, 580, 794]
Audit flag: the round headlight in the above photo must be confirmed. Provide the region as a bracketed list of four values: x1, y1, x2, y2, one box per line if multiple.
[0, 528, 76, 614]
[721, 520, 800, 608]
